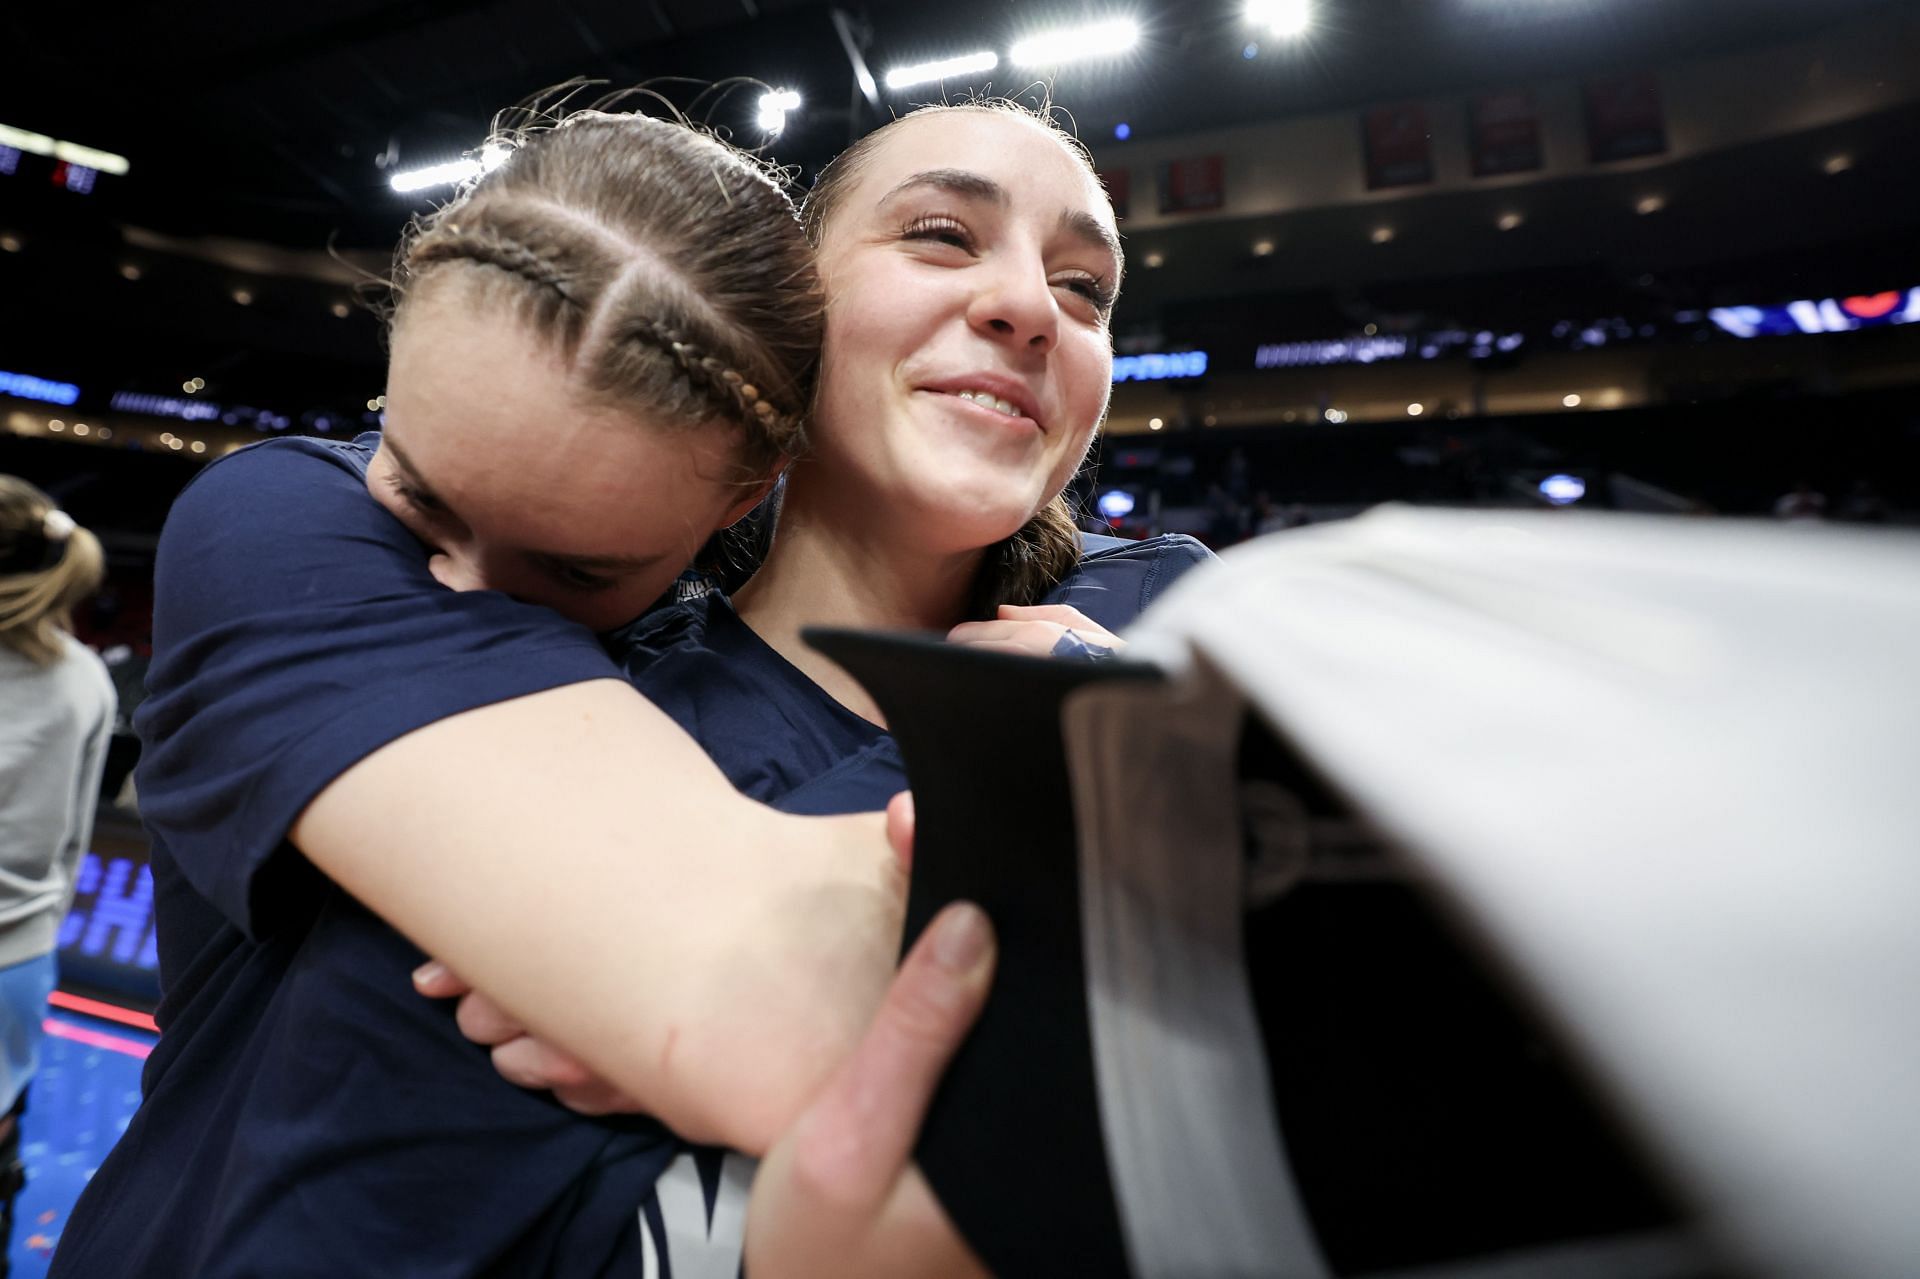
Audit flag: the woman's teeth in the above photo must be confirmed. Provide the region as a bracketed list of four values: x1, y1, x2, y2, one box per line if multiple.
[953, 389, 1022, 418]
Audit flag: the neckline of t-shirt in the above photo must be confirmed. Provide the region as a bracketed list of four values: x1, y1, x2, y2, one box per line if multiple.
[707, 593, 890, 743]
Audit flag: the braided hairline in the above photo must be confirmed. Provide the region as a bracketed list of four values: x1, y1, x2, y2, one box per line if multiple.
[623, 317, 803, 442]
[407, 213, 803, 441]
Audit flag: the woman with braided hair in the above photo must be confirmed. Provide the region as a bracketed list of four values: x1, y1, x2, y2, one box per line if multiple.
[50, 107, 980, 1277]
[0, 478, 115, 1269]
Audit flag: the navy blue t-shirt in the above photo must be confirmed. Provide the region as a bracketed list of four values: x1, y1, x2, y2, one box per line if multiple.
[51, 435, 692, 1278]
[55, 427, 1207, 1278]
[617, 530, 1215, 817]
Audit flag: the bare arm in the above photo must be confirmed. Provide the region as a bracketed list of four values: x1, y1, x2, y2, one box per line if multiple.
[293, 678, 905, 1154]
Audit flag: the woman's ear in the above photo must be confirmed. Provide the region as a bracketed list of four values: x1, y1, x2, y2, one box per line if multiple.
[721, 468, 787, 528]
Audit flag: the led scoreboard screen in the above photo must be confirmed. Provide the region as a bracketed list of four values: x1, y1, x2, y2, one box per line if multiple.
[58, 849, 160, 1005]
[0, 122, 129, 196]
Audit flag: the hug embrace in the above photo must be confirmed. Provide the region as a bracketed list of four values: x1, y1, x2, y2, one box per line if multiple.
[50, 93, 1209, 1276]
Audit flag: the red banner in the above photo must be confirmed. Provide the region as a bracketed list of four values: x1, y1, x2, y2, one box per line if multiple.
[1156, 155, 1225, 214]
[1468, 90, 1543, 177]
[1098, 167, 1131, 221]
[1584, 72, 1667, 163]
[1363, 103, 1433, 190]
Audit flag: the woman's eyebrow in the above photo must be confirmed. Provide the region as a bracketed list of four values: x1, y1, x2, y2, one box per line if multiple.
[386, 435, 656, 571]
[383, 436, 449, 509]
[1061, 209, 1124, 277]
[881, 168, 1006, 207]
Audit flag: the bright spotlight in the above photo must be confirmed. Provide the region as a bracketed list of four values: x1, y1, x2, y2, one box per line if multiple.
[1635, 194, 1666, 216]
[1371, 226, 1395, 244]
[1498, 212, 1524, 231]
[1011, 18, 1140, 68]
[1407, 402, 1424, 416]
[1251, 239, 1275, 257]
[392, 158, 478, 193]
[1097, 489, 1137, 520]
[1148, 417, 1164, 430]
[1562, 393, 1582, 408]
[1141, 250, 1165, 269]
[1247, 0, 1311, 37]
[757, 89, 802, 134]
[883, 51, 998, 91]
[388, 144, 509, 194]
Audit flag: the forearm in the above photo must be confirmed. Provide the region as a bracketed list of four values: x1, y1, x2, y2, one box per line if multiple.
[294, 678, 904, 1151]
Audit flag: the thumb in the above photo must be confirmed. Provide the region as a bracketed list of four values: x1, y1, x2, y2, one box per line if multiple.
[784, 901, 995, 1208]
[885, 790, 916, 872]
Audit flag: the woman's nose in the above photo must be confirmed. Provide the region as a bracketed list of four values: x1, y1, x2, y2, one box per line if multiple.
[968, 256, 1059, 354]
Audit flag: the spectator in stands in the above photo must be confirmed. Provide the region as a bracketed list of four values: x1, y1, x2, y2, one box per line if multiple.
[0, 477, 115, 1272]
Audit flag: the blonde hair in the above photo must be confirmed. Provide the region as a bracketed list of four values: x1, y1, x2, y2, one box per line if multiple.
[0, 476, 106, 666]
[390, 99, 824, 482]
[801, 99, 1105, 613]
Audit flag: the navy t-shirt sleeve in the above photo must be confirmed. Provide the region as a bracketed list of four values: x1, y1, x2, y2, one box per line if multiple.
[1041, 533, 1217, 633]
[133, 439, 622, 940]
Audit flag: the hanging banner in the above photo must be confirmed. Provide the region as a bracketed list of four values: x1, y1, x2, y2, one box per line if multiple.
[1156, 155, 1225, 214]
[1099, 167, 1131, 221]
[1584, 72, 1667, 163]
[1468, 90, 1543, 177]
[1363, 103, 1433, 190]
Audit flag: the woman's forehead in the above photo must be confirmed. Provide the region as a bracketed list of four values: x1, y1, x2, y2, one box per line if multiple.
[855, 112, 1107, 215]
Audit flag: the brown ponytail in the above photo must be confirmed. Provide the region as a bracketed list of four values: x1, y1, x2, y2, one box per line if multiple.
[0, 476, 106, 666]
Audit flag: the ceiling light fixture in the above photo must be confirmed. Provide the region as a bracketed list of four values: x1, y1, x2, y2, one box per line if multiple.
[1246, 0, 1312, 38]
[757, 90, 802, 134]
[883, 51, 998, 91]
[1010, 18, 1141, 67]
[389, 144, 510, 195]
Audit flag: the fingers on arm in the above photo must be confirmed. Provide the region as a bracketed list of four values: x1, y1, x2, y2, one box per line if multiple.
[885, 792, 915, 873]
[411, 959, 472, 999]
[454, 989, 527, 1047]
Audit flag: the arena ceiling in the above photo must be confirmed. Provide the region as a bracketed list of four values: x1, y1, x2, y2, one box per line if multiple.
[1, 0, 1902, 248]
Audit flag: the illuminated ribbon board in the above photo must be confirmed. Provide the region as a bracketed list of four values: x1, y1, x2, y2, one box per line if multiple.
[1709, 288, 1920, 338]
[0, 122, 130, 175]
[1113, 351, 1209, 382]
[0, 369, 81, 406]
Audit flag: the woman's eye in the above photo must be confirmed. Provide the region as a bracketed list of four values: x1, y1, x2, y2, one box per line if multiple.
[1059, 276, 1118, 313]
[549, 562, 617, 592]
[901, 216, 974, 250]
[386, 475, 443, 516]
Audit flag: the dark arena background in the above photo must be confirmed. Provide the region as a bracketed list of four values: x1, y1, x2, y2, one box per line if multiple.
[1, 0, 1916, 1273]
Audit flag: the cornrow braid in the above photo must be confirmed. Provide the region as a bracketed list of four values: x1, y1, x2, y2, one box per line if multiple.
[623, 317, 805, 456]
[407, 222, 582, 305]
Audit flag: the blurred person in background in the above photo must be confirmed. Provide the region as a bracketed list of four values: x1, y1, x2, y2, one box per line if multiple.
[0, 478, 115, 1276]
